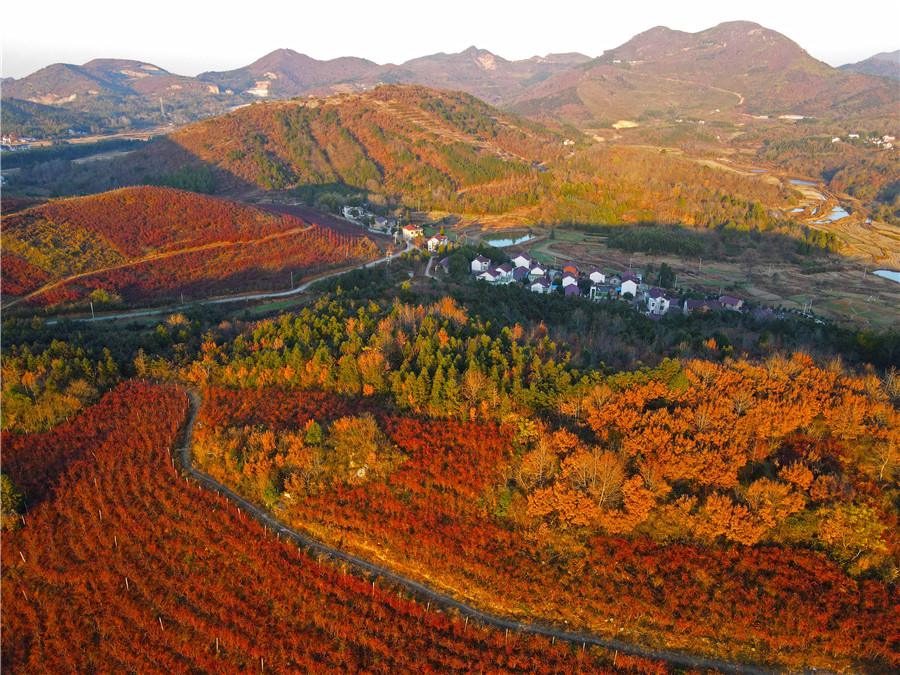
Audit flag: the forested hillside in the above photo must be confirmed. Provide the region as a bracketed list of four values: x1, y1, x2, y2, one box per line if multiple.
[1, 186, 379, 308]
[24, 85, 801, 233]
[2, 382, 653, 672]
[177, 295, 898, 671]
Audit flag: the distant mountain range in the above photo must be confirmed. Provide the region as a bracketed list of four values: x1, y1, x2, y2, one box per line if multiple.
[2, 21, 896, 138]
[511, 21, 897, 125]
[839, 50, 900, 80]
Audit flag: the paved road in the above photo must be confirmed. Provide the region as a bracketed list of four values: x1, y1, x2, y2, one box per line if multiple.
[42, 243, 412, 325]
[177, 388, 774, 675]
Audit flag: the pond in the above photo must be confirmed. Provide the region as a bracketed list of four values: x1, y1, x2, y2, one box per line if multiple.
[874, 270, 900, 284]
[486, 234, 537, 247]
[813, 206, 850, 223]
[789, 179, 817, 186]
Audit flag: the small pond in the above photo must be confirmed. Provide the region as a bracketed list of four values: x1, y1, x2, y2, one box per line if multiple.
[486, 234, 537, 247]
[873, 270, 900, 284]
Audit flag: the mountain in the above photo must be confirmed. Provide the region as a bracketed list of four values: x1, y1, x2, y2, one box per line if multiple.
[840, 50, 900, 80]
[512, 21, 897, 125]
[372, 47, 591, 104]
[77, 85, 569, 199]
[197, 47, 591, 104]
[198, 48, 381, 98]
[3, 48, 592, 138]
[2, 59, 243, 136]
[3, 58, 220, 103]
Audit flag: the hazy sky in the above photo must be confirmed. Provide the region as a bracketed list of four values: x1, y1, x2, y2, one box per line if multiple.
[3, 0, 899, 78]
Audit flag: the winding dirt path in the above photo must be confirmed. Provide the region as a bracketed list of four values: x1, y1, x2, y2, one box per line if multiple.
[4, 224, 315, 309]
[175, 388, 775, 675]
[41, 242, 412, 325]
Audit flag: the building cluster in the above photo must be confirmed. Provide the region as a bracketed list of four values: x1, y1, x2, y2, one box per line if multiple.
[833, 133, 897, 150]
[470, 254, 749, 318]
[341, 206, 397, 234]
[1, 135, 36, 151]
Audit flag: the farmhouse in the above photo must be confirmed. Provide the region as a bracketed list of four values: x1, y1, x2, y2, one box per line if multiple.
[589, 269, 606, 284]
[620, 278, 639, 298]
[512, 253, 535, 269]
[427, 233, 449, 252]
[530, 277, 551, 294]
[401, 224, 424, 240]
[528, 263, 547, 279]
[561, 273, 578, 288]
[513, 266, 530, 282]
[719, 295, 744, 312]
[495, 263, 513, 283]
[477, 268, 500, 283]
[470, 255, 491, 273]
[646, 287, 675, 315]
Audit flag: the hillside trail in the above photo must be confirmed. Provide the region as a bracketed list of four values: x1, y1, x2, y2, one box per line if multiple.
[174, 386, 776, 675]
[39, 241, 412, 325]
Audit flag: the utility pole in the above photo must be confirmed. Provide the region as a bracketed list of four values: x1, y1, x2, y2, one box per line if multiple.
[90, 301, 95, 319]
[290, 271, 294, 289]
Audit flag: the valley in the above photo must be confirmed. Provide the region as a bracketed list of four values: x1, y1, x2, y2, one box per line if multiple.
[2, 12, 898, 675]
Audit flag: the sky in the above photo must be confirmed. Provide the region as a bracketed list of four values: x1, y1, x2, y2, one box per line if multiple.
[3, 0, 899, 79]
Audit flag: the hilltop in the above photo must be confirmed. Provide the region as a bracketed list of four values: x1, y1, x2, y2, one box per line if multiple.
[199, 49, 381, 98]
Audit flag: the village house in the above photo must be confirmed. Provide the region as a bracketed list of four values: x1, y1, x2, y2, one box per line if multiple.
[564, 284, 581, 297]
[589, 268, 606, 284]
[562, 263, 578, 276]
[530, 277, 551, 294]
[512, 266, 530, 282]
[427, 233, 449, 252]
[528, 262, 547, 279]
[495, 263, 514, 283]
[470, 255, 491, 274]
[620, 272, 640, 298]
[477, 268, 500, 283]
[401, 224, 424, 240]
[512, 253, 534, 269]
[719, 295, 744, 312]
[561, 273, 578, 288]
[646, 287, 676, 315]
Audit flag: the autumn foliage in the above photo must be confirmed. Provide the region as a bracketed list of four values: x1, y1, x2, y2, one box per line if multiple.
[193, 386, 899, 672]
[1, 382, 657, 673]
[1, 186, 379, 306]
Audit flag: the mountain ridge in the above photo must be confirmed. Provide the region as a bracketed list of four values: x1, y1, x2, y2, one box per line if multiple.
[3, 21, 897, 138]
[840, 50, 900, 80]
